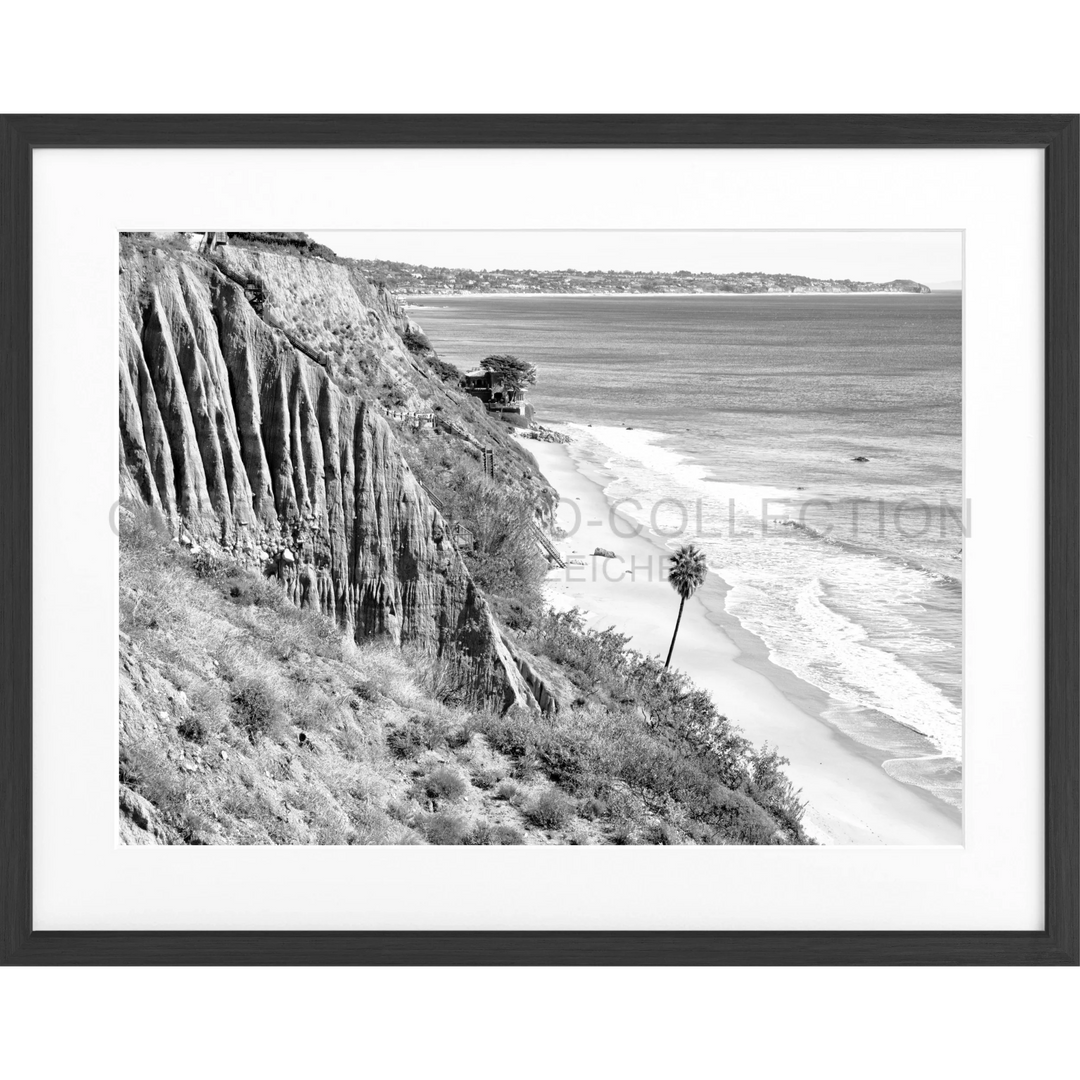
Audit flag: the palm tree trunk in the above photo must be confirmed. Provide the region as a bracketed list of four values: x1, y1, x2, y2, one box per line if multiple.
[665, 595, 686, 668]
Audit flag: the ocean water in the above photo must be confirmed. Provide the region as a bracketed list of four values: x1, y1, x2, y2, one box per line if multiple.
[411, 294, 963, 807]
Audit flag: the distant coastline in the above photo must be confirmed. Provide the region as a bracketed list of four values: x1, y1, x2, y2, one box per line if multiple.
[360, 256, 931, 297]
[403, 290, 938, 302]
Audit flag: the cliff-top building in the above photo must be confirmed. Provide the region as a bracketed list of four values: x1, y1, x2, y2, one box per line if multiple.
[461, 368, 530, 420]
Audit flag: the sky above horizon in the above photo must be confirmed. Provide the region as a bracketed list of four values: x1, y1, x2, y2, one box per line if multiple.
[308, 230, 963, 285]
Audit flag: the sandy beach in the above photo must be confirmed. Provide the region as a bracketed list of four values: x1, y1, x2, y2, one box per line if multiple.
[526, 436, 962, 846]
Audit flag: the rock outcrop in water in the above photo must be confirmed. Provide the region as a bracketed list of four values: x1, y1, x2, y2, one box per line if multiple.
[119, 237, 542, 708]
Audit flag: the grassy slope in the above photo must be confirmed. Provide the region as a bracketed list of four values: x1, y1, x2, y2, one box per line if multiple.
[120, 507, 809, 845]
[118, 232, 809, 846]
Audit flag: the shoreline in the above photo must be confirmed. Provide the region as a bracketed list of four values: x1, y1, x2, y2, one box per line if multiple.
[525, 436, 962, 846]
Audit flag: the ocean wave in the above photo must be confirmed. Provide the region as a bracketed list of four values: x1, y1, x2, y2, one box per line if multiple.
[881, 756, 963, 810]
[775, 518, 962, 591]
[566, 421, 963, 774]
[797, 578, 960, 757]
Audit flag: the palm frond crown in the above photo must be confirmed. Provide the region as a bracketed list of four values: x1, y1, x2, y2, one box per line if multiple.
[668, 543, 708, 600]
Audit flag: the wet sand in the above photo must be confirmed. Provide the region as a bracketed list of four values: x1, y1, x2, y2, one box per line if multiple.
[527, 437, 962, 846]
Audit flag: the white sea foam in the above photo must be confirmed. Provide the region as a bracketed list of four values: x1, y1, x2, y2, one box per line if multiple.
[567, 423, 963, 780]
[570, 423, 799, 527]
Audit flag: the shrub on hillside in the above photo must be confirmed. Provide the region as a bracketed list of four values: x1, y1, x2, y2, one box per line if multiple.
[746, 743, 806, 838]
[471, 763, 509, 790]
[285, 683, 339, 734]
[191, 549, 226, 581]
[179, 682, 230, 743]
[386, 723, 426, 760]
[232, 677, 286, 743]
[421, 765, 468, 802]
[421, 810, 471, 845]
[524, 788, 576, 830]
[223, 570, 289, 614]
[482, 607, 810, 844]
[177, 711, 214, 744]
[464, 821, 524, 845]
[428, 355, 464, 383]
[400, 326, 432, 354]
[706, 786, 780, 845]
[462, 821, 492, 845]
[352, 680, 378, 704]
[649, 822, 683, 846]
[493, 779, 521, 803]
[527, 609, 631, 694]
[386, 711, 454, 759]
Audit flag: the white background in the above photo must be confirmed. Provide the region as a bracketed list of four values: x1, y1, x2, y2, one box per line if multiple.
[32, 148, 1041, 931]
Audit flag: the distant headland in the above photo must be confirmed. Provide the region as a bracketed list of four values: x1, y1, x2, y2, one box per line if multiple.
[356, 258, 932, 297]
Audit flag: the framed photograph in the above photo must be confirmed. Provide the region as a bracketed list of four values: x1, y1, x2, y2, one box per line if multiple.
[1, 115, 1076, 964]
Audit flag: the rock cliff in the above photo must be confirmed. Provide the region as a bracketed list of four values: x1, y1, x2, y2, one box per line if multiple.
[119, 236, 537, 708]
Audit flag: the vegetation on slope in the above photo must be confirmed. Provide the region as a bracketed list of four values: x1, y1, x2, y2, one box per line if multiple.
[120, 505, 808, 845]
[119, 231, 555, 525]
[117, 230, 809, 845]
[397, 426, 548, 632]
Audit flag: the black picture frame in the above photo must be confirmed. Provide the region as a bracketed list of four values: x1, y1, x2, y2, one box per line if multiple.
[1, 114, 1076, 966]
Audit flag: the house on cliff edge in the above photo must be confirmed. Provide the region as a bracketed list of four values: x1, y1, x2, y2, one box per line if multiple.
[461, 368, 530, 421]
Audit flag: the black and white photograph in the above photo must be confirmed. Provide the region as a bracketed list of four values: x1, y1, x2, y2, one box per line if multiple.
[118, 228, 962, 846]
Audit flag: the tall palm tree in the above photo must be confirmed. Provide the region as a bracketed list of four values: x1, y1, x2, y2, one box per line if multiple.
[664, 543, 708, 668]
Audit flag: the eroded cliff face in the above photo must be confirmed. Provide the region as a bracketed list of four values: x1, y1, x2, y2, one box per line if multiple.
[119, 239, 533, 708]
